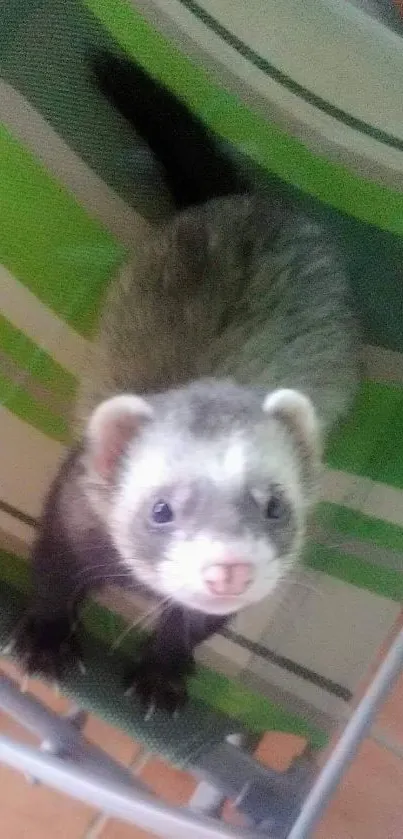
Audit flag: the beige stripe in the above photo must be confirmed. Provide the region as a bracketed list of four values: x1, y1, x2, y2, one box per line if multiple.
[310, 523, 403, 570]
[362, 483, 403, 527]
[0, 406, 64, 519]
[0, 82, 151, 251]
[197, 637, 251, 679]
[193, 0, 403, 138]
[322, 468, 403, 527]
[321, 469, 374, 508]
[0, 349, 72, 417]
[0, 265, 89, 378]
[363, 344, 403, 386]
[137, 0, 403, 189]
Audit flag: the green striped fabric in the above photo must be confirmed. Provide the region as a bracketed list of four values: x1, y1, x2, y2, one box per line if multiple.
[84, 0, 403, 235]
[0, 125, 123, 339]
[0, 314, 76, 401]
[1, 0, 403, 351]
[0, 0, 402, 750]
[0, 124, 123, 441]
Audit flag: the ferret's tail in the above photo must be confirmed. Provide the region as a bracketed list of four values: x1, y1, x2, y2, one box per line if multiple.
[92, 49, 245, 209]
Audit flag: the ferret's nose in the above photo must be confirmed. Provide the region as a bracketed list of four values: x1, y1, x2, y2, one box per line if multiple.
[203, 562, 253, 596]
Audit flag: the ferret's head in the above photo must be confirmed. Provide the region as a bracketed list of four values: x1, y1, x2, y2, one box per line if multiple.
[84, 380, 321, 615]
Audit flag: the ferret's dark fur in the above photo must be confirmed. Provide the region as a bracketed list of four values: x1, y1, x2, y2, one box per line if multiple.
[14, 50, 359, 712]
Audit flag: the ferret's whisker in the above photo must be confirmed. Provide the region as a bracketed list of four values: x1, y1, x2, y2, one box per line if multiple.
[283, 577, 323, 598]
[69, 572, 134, 605]
[109, 597, 171, 654]
[109, 581, 191, 656]
[73, 562, 131, 579]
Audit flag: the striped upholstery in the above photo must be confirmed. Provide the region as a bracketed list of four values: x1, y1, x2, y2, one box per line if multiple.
[0, 0, 403, 744]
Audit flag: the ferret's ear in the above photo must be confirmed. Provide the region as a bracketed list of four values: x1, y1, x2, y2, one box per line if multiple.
[86, 395, 153, 481]
[263, 389, 321, 500]
[263, 389, 318, 449]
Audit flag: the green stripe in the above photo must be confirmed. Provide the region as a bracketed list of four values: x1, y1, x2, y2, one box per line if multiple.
[317, 503, 403, 554]
[0, 550, 32, 592]
[189, 668, 326, 747]
[0, 123, 124, 338]
[85, 0, 403, 236]
[0, 373, 69, 442]
[0, 313, 76, 402]
[326, 380, 403, 488]
[306, 543, 403, 602]
[0, 549, 326, 747]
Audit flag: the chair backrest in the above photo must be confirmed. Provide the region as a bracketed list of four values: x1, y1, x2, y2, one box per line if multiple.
[1, 0, 403, 748]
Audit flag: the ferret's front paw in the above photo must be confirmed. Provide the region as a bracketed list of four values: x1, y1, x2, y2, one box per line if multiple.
[125, 655, 194, 715]
[11, 612, 81, 680]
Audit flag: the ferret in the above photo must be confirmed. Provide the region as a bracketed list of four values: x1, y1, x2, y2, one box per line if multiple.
[14, 50, 359, 712]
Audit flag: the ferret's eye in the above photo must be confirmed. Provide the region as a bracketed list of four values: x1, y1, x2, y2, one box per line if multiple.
[151, 500, 174, 525]
[266, 495, 284, 520]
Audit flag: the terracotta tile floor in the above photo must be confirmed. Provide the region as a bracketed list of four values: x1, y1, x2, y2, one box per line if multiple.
[0, 637, 403, 839]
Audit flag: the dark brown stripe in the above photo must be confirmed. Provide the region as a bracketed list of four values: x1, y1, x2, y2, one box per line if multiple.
[222, 627, 352, 702]
[0, 500, 38, 529]
[178, 0, 403, 153]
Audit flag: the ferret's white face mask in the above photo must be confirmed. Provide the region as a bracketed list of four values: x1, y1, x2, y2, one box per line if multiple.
[85, 388, 320, 615]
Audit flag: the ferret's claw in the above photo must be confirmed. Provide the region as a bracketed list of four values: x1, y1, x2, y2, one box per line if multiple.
[144, 700, 156, 722]
[2, 638, 15, 656]
[77, 659, 87, 676]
